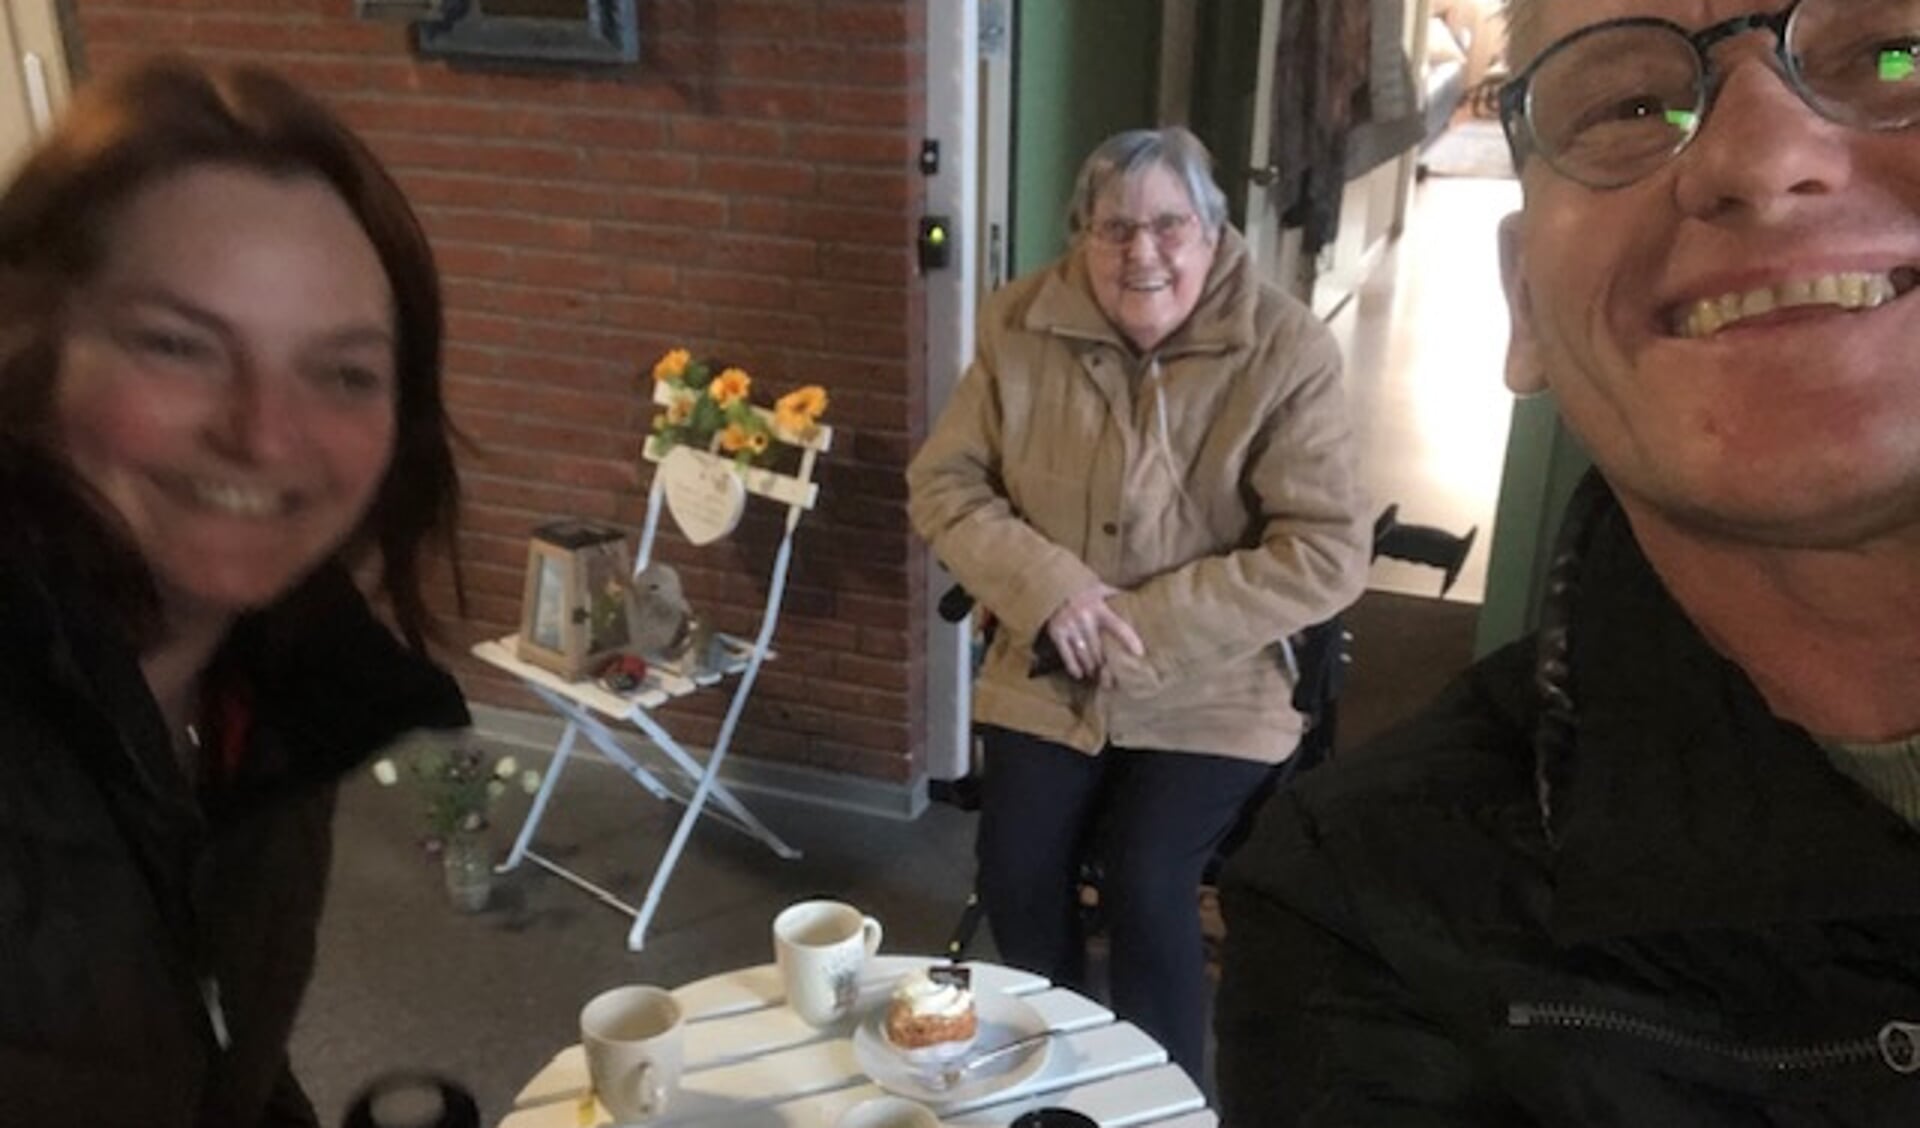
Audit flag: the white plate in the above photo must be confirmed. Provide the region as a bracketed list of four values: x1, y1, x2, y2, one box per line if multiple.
[853, 990, 1053, 1105]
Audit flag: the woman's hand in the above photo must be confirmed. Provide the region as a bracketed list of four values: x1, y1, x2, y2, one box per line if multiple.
[1046, 585, 1145, 681]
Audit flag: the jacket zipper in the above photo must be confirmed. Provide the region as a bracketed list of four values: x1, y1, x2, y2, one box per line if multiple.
[1508, 1002, 1920, 1075]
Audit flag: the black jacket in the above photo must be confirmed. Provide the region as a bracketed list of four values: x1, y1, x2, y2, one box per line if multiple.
[0, 502, 469, 1126]
[1217, 483, 1920, 1126]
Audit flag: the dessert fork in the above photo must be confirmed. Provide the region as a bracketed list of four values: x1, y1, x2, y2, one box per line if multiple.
[930, 1030, 1054, 1092]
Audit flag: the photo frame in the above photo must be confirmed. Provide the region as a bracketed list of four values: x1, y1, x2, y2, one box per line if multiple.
[417, 0, 639, 66]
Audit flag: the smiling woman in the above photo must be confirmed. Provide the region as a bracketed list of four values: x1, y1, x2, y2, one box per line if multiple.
[907, 126, 1371, 1085]
[0, 55, 471, 1126]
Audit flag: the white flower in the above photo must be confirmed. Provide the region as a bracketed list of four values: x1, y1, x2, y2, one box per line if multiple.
[493, 755, 519, 780]
[520, 769, 543, 795]
[371, 759, 399, 787]
[487, 779, 507, 800]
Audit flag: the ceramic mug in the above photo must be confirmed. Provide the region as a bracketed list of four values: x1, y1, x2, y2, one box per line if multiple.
[772, 899, 883, 1026]
[580, 985, 685, 1123]
[835, 1095, 941, 1128]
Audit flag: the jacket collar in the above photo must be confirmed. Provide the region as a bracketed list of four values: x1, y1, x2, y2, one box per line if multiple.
[1544, 483, 1920, 944]
[1022, 225, 1261, 360]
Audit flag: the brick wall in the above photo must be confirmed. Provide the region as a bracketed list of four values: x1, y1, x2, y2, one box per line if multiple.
[73, 0, 931, 783]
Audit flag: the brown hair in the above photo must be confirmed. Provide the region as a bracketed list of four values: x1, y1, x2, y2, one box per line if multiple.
[0, 55, 461, 650]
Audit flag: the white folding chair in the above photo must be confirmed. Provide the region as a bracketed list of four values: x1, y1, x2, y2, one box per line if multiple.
[472, 383, 830, 950]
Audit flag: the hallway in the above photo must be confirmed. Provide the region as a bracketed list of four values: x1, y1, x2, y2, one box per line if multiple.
[1330, 173, 1523, 606]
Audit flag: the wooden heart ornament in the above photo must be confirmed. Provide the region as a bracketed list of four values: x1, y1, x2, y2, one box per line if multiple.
[659, 446, 746, 546]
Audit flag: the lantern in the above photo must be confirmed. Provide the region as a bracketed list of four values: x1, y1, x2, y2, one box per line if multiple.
[515, 520, 640, 679]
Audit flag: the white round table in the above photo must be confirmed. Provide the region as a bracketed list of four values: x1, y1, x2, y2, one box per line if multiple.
[498, 955, 1216, 1127]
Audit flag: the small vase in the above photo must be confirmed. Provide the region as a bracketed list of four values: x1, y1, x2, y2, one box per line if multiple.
[441, 830, 492, 913]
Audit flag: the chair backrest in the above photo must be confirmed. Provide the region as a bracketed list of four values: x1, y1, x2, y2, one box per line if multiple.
[633, 380, 834, 574]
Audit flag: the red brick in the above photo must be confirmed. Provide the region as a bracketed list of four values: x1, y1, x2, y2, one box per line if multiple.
[458, 282, 601, 323]
[593, 223, 702, 262]
[820, 86, 914, 127]
[557, 112, 669, 149]
[711, 308, 824, 351]
[715, 82, 822, 121]
[722, 42, 843, 83]
[842, 46, 915, 87]
[682, 270, 794, 309]
[513, 251, 620, 292]
[427, 212, 596, 252]
[822, 244, 915, 283]
[711, 2, 818, 37]
[701, 234, 820, 276]
[729, 198, 792, 234]
[584, 150, 699, 187]
[449, 378, 629, 427]
[615, 190, 729, 228]
[698, 158, 816, 199]
[600, 294, 713, 336]
[821, 3, 911, 42]
[623, 262, 682, 295]
[672, 118, 788, 156]
[374, 134, 589, 180]
[793, 126, 913, 166]
[859, 627, 911, 660]
[794, 283, 909, 321]
[819, 168, 914, 208]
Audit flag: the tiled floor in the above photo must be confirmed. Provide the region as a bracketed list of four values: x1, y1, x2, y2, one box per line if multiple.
[1331, 173, 1523, 605]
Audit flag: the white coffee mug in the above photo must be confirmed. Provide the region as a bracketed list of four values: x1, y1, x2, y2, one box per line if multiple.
[580, 985, 684, 1123]
[773, 899, 883, 1026]
[836, 1095, 941, 1128]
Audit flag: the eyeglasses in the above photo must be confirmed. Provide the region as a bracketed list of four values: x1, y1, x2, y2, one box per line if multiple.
[1499, 0, 1920, 189]
[1086, 211, 1199, 250]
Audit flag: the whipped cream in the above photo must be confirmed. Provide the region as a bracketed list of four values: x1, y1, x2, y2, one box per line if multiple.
[892, 968, 972, 1019]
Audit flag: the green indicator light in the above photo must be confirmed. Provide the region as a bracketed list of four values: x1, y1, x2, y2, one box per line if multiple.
[929, 225, 947, 246]
[1881, 50, 1916, 83]
[1664, 109, 1698, 131]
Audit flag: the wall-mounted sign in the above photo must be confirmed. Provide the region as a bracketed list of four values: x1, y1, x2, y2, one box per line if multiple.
[418, 0, 639, 65]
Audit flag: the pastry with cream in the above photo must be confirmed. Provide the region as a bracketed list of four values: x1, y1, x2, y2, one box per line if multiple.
[884, 966, 977, 1055]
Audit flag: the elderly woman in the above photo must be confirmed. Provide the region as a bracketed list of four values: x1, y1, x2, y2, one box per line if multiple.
[907, 126, 1369, 1079]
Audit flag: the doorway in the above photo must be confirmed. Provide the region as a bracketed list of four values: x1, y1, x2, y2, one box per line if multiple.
[0, 0, 69, 173]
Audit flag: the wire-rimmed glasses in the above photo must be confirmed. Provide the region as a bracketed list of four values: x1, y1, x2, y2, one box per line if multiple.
[1085, 211, 1200, 251]
[1499, 0, 1920, 188]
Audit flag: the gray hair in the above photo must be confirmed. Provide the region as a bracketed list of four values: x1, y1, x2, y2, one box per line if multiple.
[1066, 126, 1229, 238]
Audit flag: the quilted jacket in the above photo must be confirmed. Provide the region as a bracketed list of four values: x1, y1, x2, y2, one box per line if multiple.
[906, 227, 1369, 763]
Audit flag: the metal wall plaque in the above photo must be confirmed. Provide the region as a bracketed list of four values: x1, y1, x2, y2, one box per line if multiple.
[417, 0, 639, 65]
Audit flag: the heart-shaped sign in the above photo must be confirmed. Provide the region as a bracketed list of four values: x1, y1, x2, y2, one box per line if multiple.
[659, 446, 746, 546]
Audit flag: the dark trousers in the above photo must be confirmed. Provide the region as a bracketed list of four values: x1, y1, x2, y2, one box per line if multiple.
[975, 726, 1274, 1082]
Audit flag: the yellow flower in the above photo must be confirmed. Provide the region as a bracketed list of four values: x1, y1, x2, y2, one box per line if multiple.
[651, 348, 691, 384]
[709, 367, 752, 408]
[774, 385, 829, 438]
[665, 393, 694, 424]
[718, 422, 768, 455]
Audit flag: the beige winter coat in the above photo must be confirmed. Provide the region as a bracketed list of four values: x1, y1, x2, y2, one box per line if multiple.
[907, 228, 1369, 764]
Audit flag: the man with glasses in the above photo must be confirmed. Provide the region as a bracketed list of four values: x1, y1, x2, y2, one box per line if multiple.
[1217, 0, 1920, 1123]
